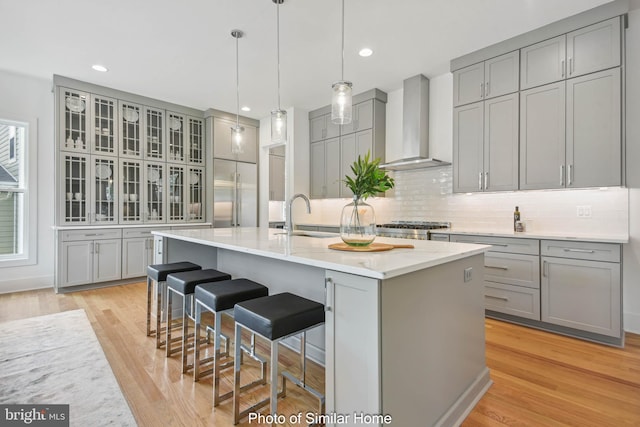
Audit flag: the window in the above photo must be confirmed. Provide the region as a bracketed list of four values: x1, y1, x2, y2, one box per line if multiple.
[0, 118, 36, 266]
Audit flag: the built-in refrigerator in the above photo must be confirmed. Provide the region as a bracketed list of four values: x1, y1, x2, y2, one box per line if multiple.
[212, 158, 257, 228]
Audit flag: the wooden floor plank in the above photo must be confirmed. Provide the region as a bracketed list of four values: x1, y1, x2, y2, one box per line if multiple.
[1, 284, 639, 426]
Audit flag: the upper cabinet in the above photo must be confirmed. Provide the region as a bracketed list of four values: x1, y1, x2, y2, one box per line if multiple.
[90, 95, 118, 156]
[453, 51, 519, 107]
[340, 100, 374, 136]
[212, 117, 258, 164]
[144, 107, 165, 161]
[521, 18, 621, 90]
[310, 113, 340, 143]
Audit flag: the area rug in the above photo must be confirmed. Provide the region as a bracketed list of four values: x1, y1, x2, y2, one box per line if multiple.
[0, 309, 136, 426]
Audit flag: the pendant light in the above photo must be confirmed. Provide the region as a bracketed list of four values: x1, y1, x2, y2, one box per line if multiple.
[331, 0, 352, 125]
[230, 29, 245, 154]
[271, 0, 287, 144]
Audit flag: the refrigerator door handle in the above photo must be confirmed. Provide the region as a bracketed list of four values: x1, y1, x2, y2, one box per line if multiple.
[232, 172, 238, 227]
[236, 173, 241, 226]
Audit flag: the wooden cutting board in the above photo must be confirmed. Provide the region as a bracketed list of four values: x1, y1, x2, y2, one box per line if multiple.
[328, 242, 415, 252]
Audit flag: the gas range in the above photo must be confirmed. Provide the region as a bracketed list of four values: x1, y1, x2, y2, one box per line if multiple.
[376, 221, 451, 240]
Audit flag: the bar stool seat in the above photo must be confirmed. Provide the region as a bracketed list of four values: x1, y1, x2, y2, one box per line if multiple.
[194, 279, 269, 405]
[166, 268, 232, 373]
[146, 261, 201, 348]
[233, 292, 325, 424]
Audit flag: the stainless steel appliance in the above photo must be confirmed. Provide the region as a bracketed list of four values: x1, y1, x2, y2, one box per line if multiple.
[376, 221, 451, 240]
[213, 158, 257, 228]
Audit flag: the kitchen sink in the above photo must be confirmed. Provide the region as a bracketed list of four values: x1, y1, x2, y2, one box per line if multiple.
[274, 231, 338, 238]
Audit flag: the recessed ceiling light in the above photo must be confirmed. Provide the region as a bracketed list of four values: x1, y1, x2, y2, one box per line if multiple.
[358, 48, 373, 57]
[92, 64, 108, 72]
[241, 106, 251, 112]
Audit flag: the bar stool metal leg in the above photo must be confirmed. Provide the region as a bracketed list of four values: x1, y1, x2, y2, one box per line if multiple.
[146, 276, 153, 336]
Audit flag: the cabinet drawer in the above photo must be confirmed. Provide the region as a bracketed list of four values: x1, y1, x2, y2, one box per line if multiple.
[541, 240, 620, 262]
[430, 233, 450, 242]
[317, 226, 339, 233]
[484, 282, 540, 320]
[122, 227, 169, 239]
[484, 253, 540, 289]
[450, 234, 539, 255]
[62, 229, 122, 241]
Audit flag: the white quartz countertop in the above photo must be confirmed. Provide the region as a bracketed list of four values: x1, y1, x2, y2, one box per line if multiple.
[435, 228, 629, 244]
[152, 227, 490, 280]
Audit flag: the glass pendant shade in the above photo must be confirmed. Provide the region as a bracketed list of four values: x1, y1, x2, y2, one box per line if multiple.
[230, 125, 244, 154]
[331, 81, 353, 125]
[270, 109, 287, 144]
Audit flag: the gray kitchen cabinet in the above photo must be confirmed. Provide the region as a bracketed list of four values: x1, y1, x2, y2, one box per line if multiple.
[310, 113, 340, 143]
[143, 106, 166, 161]
[340, 129, 373, 198]
[520, 17, 620, 90]
[213, 117, 257, 164]
[122, 237, 153, 279]
[453, 51, 519, 107]
[310, 138, 341, 199]
[429, 233, 450, 242]
[453, 92, 518, 193]
[519, 81, 566, 190]
[566, 68, 621, 188]
[269, 153, 285, 201]
[90, 94, 118, 156]
[541, 240, 621, 338]
[339, 100, 374, 135]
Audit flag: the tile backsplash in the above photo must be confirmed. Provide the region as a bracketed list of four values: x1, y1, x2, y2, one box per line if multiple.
[304, 166, 629, 237]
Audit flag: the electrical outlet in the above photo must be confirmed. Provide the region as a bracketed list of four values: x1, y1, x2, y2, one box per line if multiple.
[577, 206, 584, 217]
[464, 267, 473, 282]
[584, 206, 592, 218]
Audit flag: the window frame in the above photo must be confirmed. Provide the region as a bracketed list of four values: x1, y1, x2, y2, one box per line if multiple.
[0, 115, 37, 267]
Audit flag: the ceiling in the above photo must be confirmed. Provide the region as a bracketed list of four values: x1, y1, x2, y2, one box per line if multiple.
[0, 0, 613, 119]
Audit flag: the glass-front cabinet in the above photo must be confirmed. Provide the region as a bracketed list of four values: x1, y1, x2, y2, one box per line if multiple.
[61, 153, 89, 223]
[144, 162, 166, 223]
[187, 167, 204, 221]
[91, 156, 117, 223]
[188, 117, 204, 165]
[120, 160, 142, 223]
[145, 107, 165, 161]
[60, 88, 89, 153]
[167, 112, 185, 162]
[91, 95, 117, 155]
[119, 101, 143, 158]
[168, 165, 185, 223]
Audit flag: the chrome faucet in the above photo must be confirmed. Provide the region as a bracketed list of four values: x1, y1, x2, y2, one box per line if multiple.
[286, 193, 311, 234]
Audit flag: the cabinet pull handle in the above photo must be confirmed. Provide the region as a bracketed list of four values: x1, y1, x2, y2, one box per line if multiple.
[563, 248, 595, 254]
[473, 242, 508, 247]
[478, 172, 483, 190]
[485, 295, 509, 302]
[480, 83, 484, 98]
[157, 239, 162, 255]
[569, 57, 573, 75]
[561, 59, 565, 78]
[95, 242, 99, 254]
[484, 172, 489, 190]
[568, 164, 573, 186]
[486, 265, 509, 270]
[485, 82, 490, 97]
[560, 164, 565, 186]
[543, 260, 548, 277]
[325, 277, 334, 312]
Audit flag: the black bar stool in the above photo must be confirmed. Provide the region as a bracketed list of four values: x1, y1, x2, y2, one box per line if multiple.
[146, 261, 201, 348]
[232, 292, 325, 424]
[166, 268, 231, 373]
[194, 279, 269, 406]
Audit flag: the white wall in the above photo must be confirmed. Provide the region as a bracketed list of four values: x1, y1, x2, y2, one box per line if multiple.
[0, 70, 55, 293]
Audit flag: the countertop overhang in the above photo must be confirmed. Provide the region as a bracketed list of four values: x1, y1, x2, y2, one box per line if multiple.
[152, 227, 490, 280]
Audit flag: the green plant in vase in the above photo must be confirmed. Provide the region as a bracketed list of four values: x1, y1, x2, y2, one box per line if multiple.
[340, 151, 395, 246]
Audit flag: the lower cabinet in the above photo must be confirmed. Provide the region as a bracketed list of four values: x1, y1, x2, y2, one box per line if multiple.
[59, 229, 123, 287]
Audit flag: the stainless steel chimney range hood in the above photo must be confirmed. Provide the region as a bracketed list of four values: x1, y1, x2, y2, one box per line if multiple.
[380, 74, 450, 171]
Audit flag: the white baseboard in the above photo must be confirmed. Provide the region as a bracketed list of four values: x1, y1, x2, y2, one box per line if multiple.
[624, 312, 640, 334]
[0, 275, 54, 294]
[436, 367, 492, 427]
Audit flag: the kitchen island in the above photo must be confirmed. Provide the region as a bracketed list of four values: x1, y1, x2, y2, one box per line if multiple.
[152, 227, 491, 427]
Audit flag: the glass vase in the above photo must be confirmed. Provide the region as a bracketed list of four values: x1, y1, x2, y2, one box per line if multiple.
[340, 196, 376, 247]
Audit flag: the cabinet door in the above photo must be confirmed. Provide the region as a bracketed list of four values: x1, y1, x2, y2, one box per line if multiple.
[567, 17, 621, 79]
[566, 68, 621, 188]
[269, 155, 285, 201]
[120, 160, 143, 223]
[122, 237, 148, 279]
[519, 81, 566, 190]
[325, 115, 340, 140]
[144, 162, 166, 223]
[453, 102, 484, 192]
[119, 101, 143, 158]
[167, 112, 186, 163]
[236, 124, 258, 164]
[355, 100, 374, 132]
[188, 117, 205, 165]
[187, 167, 204, 222]
[93, 239, 122, 282]
[324, 271, 380, 421]
[213, 117, 235, 160]
[453, 62, 484, 107]
[484, 51, 519, 99]
[91, 156, 117, 224]
[310, 115, 326, 142]
[61, 153, 90, 224]
[541, 257, 621, 337]
[90, 94, 118, 156]
[144, 107, 165, 161]
[484, 93, 519, 191]
[310, 142, 326, 198]
[325, 137, 341, 198]
[520, 35, 566, 90]
[167, 165, 186, 223]
[341, 130, 373, 198]
[59, 87, 90, 153]
[60, 240, 93, 286]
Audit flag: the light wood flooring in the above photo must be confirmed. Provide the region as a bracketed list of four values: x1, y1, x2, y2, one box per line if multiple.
[1, 282, 639, 426]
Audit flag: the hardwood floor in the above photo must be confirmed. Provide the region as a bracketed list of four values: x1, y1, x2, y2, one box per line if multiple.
[1, 283, 639, 426]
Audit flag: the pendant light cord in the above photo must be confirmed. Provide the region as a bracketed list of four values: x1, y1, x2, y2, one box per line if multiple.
[277, 1, 281, 110]
[235, 33, 240, 127]
[341, 0, 345, 81]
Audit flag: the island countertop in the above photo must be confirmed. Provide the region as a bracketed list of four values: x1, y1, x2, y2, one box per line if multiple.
[152, 227, 489, 280]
